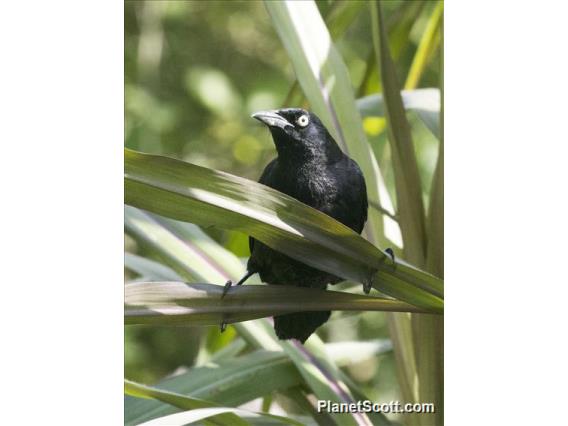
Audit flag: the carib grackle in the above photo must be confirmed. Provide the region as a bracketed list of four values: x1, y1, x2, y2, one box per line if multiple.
[222, 108, 369, 343]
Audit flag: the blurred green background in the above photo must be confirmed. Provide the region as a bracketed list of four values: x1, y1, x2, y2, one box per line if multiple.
[125, 0, 440, 407]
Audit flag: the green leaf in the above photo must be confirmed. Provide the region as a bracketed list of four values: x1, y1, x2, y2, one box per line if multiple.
[325, 0, 366, 40]
[295, 327, 393, 426]
[357, 1, 426, 97]
[152, 214, 246, 279]
[283, 0, 366, 107]
[280, 341, 368, 426]
[386, 312, 419, 424]
[134, 408, 295, 426]
[371, 0, 428, 267]
[413, 14, 444, 426]
[125, 149, 443, 311]
[404, 1, 443, 91]
[208, 338, 247, 363]
[324, 339, 392, 366]
[125, 252, 183, 282]
[135, 408, 245, 426]
[425, 120, 443, 275]
[426, 7, 444, 283]
[125, 380, 250, 426]
[125, 376, 303, 426]
[371, 3, 438, 424]
[357, 88, 441, 139]
[125, 206, 227, 283]
[125, 207, 284, 351]
[124, 211, 381, 425]
[125, 351, 303, 425]
[125, 281, 438, 326]
[126, 343, 392, 426]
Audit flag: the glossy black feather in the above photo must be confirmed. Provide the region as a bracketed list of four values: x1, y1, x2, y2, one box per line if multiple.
[247, 108, 368, 343]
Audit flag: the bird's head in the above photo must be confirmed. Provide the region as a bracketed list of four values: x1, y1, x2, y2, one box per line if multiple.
[252, 108, 343, 164]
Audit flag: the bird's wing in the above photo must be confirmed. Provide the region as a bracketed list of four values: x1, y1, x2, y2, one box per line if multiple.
[258, 158, 278, 186]
[357, 165, 368, 232]
[344, 158, 368, 233]
[249, 159, 278, 255]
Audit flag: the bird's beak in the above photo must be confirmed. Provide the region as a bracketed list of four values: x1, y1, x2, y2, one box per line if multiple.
[251, 110, 292, 130]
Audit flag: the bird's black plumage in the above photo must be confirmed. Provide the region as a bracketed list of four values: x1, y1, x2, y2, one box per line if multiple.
[228, 108, 368, 343]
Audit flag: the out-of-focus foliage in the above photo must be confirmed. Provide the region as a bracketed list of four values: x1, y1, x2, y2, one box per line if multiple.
[125, 0, 442, 423]
[125, 0, 290, 180]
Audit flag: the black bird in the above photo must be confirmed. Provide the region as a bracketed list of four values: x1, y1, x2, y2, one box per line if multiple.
[223, 108, 368, 343]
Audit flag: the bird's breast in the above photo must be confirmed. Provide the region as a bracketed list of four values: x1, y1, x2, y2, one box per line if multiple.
[278, 164, 338, 209]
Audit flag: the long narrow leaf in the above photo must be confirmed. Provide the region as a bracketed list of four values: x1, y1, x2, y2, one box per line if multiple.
[125, 350, 303, 426]
[357, 0, 421, 97]
[371, 0, 427, 266]
[125, 149, 443, 310]
[126, 343, 391, 426]
[124, 210, 383, 425]
[125, 206, 226, 283]
[283, 0, 366, 107]
[125, 252, 183, 282]
[404, 1, 443, 91]
[125, 380, 249, 426]
[125, 281, 438, 326]
[357, 88, 441, 139]
[136, 408, 303, 426]
[126, 379, 303, 426]
[414, 14, 445, 426]
[371, 4, 434, 424]
[292, 326, 392, 426]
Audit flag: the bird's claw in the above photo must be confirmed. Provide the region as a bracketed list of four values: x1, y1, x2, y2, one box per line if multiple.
[364, 248, 396, 294]
[385, 248, 396, 271]
[219, 280, 234, 331]
[221, 279, 233, 299]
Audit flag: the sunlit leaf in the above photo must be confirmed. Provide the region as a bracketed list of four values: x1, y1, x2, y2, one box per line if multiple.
[136, 408, 304, 426]
[415, 14, 445, 426]
[124, 208, 386, 425]
[357, 88, 441, 139]
[125, 252, 183, 282]
[125, 351, 303, 425]
[125, 281, 438, 326]
[404, 1, 443, 91]
[125, 206, 226, 283]
[372, 3, 444, 425]
[371, 0, 427, 267]
[125, 381, 248, 426]
[324, 339, 392, 366]
[126, 376, 303, 426]
[283, 0, 366, 106]
[125, 149, 443, 311]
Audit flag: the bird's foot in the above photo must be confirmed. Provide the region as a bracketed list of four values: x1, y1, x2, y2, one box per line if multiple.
[219, 280, 234, 331]
[220, 272, 254, 330]
[363, 281, 372, 295]
[385, 248, 396, 271]
[221, 279, 233, 299]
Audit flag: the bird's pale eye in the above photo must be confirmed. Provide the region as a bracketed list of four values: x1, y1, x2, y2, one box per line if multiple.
[296, 114, 309, 128]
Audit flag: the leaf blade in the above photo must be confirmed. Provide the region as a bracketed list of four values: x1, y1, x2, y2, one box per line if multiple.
[357, 88, 441, 139]
[125, 149, 443, 310]
[125, 281, 440, 327]
[371, 0, 428, 267]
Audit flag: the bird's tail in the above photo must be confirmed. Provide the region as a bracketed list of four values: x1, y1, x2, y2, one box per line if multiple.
[273, 311, 331, 343]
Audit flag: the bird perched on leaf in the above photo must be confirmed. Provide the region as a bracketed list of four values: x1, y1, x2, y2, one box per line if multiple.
[223, 108, 368, 343]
